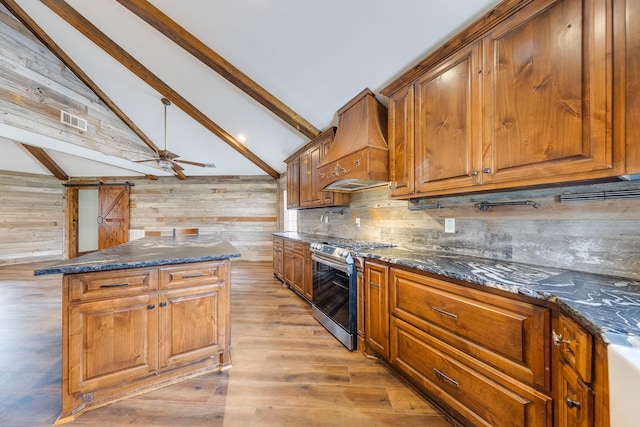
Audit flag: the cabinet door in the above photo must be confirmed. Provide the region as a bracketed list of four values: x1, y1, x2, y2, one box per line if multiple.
[159, 283, 225, 369]
[415, 42, 482, 195]
[69, 294, 158, 393]
[557, 361, 594, 427]
[291, 252, 305, 295]
[388, 85, 415, 197]
[364, 261, 390, 358]
[299, 150, 313, 207]
[621, 0, 640, 173]
[482, 0, 613, 184]
[283, 249, 295, 285]
[302, 245, 313, 301]
[273, 245, 284, 280]
[286, 158, 300, 209]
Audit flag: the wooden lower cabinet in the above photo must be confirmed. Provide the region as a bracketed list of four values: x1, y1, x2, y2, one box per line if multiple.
[391, 317, 552, 427]
[280, 238, 311, 302]
[60, 260, 230, 423]
[273, 237, 284, 280]
[364, 261, 389, 358]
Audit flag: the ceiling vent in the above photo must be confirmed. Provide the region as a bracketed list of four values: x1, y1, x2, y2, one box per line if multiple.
[60, 110, 87, 131]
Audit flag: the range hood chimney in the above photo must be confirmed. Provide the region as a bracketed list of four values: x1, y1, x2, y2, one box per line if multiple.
[318, 88, 389, 192]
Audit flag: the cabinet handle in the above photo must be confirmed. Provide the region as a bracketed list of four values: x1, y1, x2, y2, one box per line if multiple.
[160, 301, 167, 307]
[432, 306, 458, 318]
[367, 281, 380, 288]
[100, 282, 129, 288]
[148, 304, 155, 310]
[552, 330, 572, 347]
[483, 168, 491, 174]
[565, 396, 582, 409]
[433, 368, 459, 387]
[182, 273, 206, 278]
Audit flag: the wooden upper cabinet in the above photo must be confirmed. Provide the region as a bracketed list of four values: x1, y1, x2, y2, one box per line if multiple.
[415, 42, 482, 194]
[285, 127, 350, 209]
[619, 0, 640, 175]
[286, 158, 300, 209]
[388, 85, 415, 197]
[482, 0, 613, 184]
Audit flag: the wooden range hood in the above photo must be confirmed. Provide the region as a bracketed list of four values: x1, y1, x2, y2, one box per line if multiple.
[317, 88, 389, 192]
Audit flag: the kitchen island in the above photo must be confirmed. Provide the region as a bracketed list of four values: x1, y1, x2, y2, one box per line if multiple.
[35, 235, 240, 425]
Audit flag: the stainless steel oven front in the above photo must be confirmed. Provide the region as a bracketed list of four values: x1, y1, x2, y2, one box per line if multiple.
[311, 251, 357, 351]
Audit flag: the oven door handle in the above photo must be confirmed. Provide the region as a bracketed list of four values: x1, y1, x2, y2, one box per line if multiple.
[312, 254, 351, 275]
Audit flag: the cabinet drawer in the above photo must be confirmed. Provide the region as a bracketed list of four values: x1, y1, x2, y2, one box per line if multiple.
[273, 237, 284, 247]
[159, 261, 225, 289]
[391, 318, 551, 427]
[68, 267, 158, 302]
[283, 239, 304, 254]
[555, 314, 593, 382]
[390, 268, 550, 389]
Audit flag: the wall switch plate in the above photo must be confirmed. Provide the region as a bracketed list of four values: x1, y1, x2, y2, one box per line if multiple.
[324, 216, 329, 224]
[355, 218, 360, 227]
[444, 218, 455, 233]
[320, 215, 324, 223]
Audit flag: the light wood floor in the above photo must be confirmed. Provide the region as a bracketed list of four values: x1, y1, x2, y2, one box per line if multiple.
[0, 261, 452, 427]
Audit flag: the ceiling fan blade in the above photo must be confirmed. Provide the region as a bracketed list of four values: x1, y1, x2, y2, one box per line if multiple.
[133, 159, 158, 163]
[170, 161, 184, 172]
[173, 159, 208, 168]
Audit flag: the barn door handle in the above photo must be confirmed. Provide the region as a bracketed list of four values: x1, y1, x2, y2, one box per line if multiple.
[96, 216, 103, 224]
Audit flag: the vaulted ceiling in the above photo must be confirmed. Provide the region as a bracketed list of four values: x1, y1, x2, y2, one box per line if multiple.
[0, 0, 499, 180]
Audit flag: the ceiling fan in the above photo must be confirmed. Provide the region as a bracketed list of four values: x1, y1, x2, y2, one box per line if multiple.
[134, 97, 215, 174]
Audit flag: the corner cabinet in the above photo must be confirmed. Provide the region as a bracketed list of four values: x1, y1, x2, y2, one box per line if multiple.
[384, 0, 627, 199]
[284, 128, 350, 209]
[60, 260, 230, 423]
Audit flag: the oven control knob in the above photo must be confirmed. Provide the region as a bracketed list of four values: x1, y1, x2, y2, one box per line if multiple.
[336, 248, 347, 258]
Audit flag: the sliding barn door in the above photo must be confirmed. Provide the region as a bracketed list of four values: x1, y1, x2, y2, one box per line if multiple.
[97, 185, 130, 250]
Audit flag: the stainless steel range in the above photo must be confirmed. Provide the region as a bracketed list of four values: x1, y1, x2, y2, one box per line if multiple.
[309, 239, 392, 351]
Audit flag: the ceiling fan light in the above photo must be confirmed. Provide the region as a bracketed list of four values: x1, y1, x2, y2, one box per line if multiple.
[157, 159, 173, 171]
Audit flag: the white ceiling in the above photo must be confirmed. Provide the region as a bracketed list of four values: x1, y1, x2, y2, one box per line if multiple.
[1, 0, 500, 179]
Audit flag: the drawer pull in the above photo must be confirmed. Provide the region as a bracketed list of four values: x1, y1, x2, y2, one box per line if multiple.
[182, 273, 206, 278]
[148, 304, 155, 310]
[160, 302, 167, 307]
[100, 282, 129, 288]
[552, 330, 572, 347]
[565, 396, 581, 409]
[434, 368, 459, 387]
[432, 306, 458, 318]
[367, 281, 380, 288]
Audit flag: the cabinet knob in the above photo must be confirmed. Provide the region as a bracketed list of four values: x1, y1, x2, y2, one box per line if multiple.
[483, 168, 491, 174]
[565, 396, 582, 409]
[160, 301, 167, 307]
[471, 170, 478, 176]
[148, 304, 155, 310]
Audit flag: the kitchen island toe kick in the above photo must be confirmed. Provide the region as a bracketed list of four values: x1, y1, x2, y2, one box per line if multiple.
[35, 236, 240, 424]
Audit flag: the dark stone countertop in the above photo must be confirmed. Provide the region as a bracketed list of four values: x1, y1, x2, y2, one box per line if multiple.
[273, 232, 640, 349]
[34, 235, 241, 276]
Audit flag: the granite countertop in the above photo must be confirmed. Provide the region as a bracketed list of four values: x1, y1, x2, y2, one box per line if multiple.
[273, 232, 640, 349]
[35, 235, 241, 276]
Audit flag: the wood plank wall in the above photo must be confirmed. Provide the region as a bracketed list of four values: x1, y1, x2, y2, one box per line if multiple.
[0, 171, 63, 265]
[72, 175, 279, 261]
[297, 180, 640, 280]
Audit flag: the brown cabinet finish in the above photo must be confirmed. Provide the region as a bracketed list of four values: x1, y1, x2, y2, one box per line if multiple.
[272, 236, 284, 280]
[285, 128, 350, 209]
[414, 42, 482, 194]
[386, 0, 624, 199]
[481, 0, 613, 185]
[281, 238, 311, 302]
[390, 268, 550, 390]
[60, 260, 231, 421]
[286, 158, 300, 209]
[364, 261, 390, 358]
[388, 85, 415, 197]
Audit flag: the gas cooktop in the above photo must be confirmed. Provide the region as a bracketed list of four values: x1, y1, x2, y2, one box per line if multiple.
[311, 238, 394, 251]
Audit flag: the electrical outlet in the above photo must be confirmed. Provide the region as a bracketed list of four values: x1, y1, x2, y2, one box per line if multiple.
[355, 218, 361, 227]
[324, 216, 329, 224]
[444, 218, 455, 233]
[320, 215, 324, 223]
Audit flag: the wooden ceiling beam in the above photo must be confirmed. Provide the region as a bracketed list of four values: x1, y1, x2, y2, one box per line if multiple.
[0, 0, 159, 156]
[40, 0, 281, 180]
[115, 0, 320, 140]
[21, 144, 69, 180]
